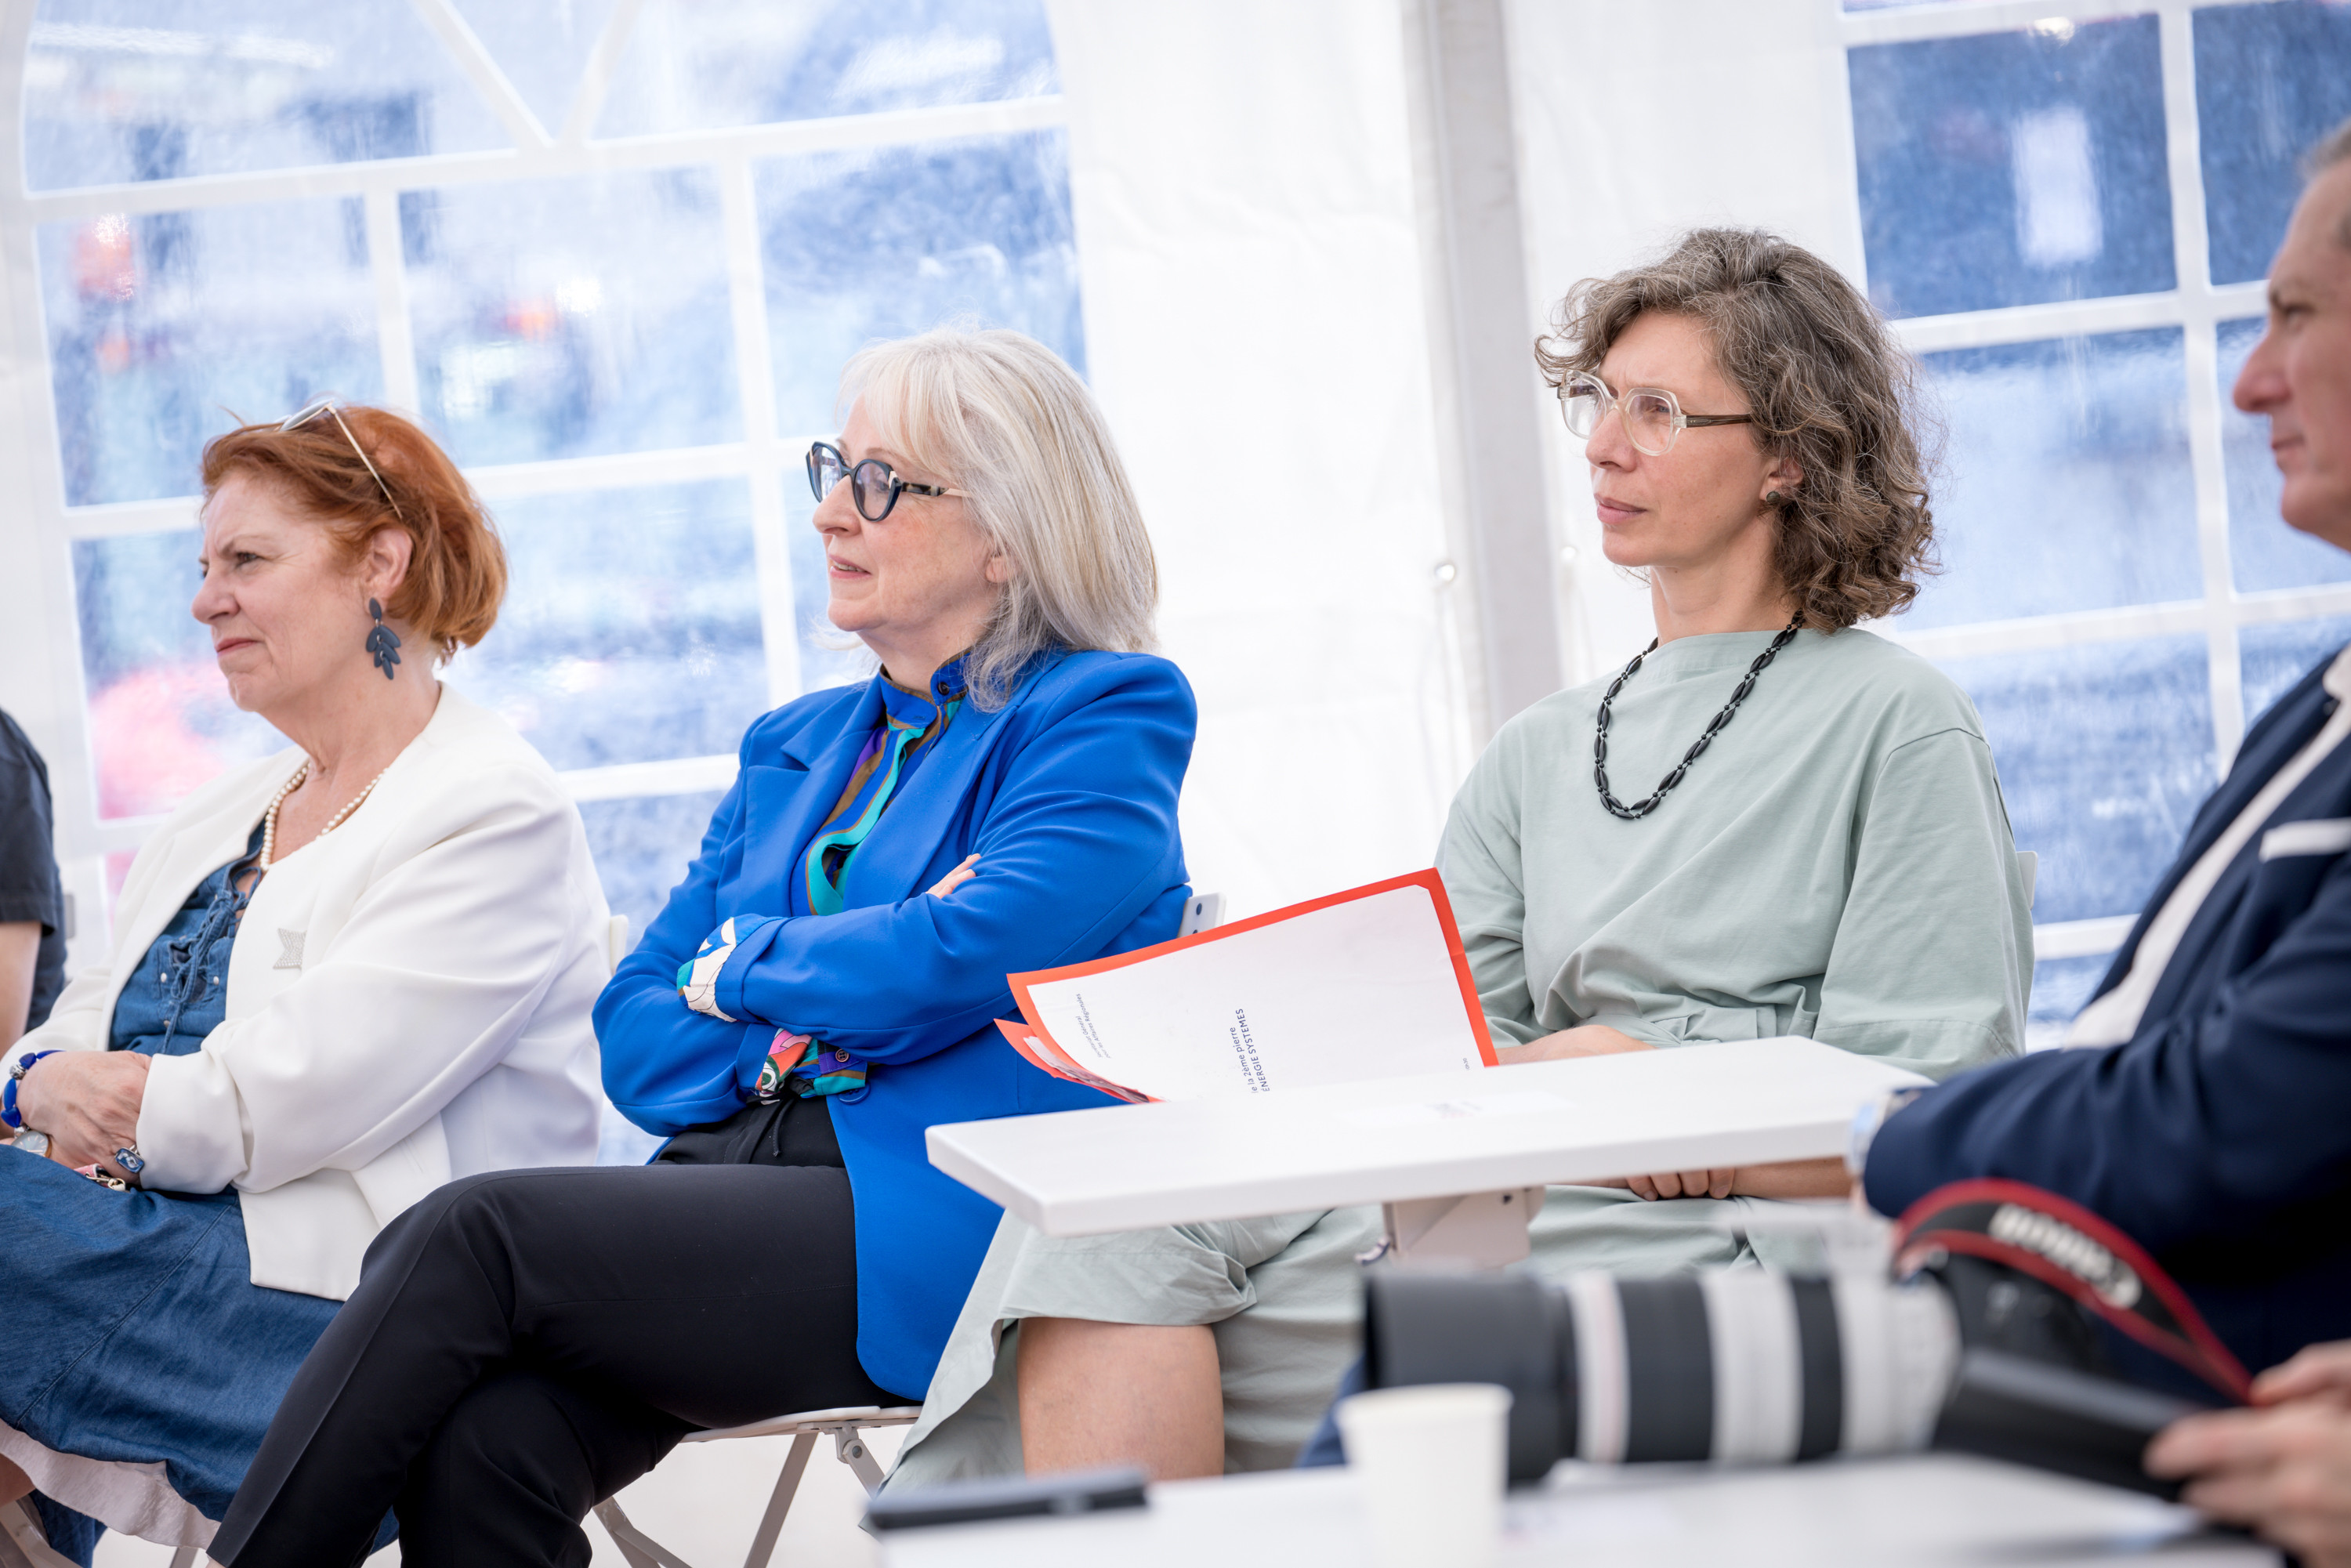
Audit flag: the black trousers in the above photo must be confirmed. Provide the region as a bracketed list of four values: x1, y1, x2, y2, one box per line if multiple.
[210, 1149, 897, 1567]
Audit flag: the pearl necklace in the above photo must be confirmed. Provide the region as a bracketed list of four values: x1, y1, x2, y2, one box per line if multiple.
[259, 761, 391, 870]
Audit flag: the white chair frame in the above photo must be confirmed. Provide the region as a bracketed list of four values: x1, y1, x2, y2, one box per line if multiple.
[591, 1405, 922, 1568]
[4, 1500, 88, 1568]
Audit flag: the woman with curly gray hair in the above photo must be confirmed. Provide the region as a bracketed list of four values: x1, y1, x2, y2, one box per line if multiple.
[884, 229, 2038, 1490]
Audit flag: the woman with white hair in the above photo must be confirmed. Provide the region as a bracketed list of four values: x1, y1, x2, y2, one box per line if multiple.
[209, 328, 1196, 1567]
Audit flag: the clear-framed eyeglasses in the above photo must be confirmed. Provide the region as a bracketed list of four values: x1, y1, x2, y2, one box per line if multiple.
[1556, 371, 1755, 458]
[280, 396, 404, 519]
[806, 442, 969, 523]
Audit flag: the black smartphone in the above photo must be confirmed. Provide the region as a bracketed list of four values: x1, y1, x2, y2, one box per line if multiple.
[865, 1465, 1150, 1531]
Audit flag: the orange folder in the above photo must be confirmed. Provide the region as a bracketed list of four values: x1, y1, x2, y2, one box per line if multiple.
[994, 869, 1496, 1105]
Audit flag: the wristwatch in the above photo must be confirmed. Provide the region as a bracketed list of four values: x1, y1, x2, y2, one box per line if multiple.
[2, 1049, 60, 1132]
[1844, 1085, 1925, 1178]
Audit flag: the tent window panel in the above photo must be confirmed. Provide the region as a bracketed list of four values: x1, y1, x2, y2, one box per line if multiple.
[577, 788, 730, 955]
[596, 0, 1056, 139]
[1938, 636, 2219, 926]
[2241, 614, 2351, 722]
[2028, 953, 2115, 1049]
[449, 0, 622, 138]
[757, 128, 1084, 439]
[1849, 16, 2174, 320]
[21, 0, 507, 192]
[2193, 0, 2351, 288]
[1907, 328, 2202, 630]
[401, 170, 743, 469]
[71, 528, 281, 822]
[37, 197, 381, 509]
[443, 480, 768, 773]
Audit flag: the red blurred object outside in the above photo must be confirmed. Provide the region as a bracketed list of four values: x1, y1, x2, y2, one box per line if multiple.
[72, 215, 136, 303]
[87, 661, 277, 822]
[502, 298, 560, 340]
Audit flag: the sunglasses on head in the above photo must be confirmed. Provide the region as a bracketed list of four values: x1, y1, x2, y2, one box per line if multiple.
[280, 397, 404, 519]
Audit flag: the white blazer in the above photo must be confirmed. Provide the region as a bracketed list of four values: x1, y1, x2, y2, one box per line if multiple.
[25, 684, 606, 1299]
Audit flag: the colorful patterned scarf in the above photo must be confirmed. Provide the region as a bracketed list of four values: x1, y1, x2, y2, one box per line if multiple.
[677, 660, 965, 1099]
[800, 681, 964, 916]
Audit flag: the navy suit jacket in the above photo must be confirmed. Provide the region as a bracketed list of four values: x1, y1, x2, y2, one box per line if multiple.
[596, 650, 1194, 1398]
[1864, 646, 2351, 1383]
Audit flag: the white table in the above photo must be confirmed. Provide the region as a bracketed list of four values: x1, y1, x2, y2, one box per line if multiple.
[927, 1037, 1925, 1264]
[878, 1454, 2280, 1567]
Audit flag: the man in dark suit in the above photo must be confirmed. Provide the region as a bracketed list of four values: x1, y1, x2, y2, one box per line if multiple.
[1859, 117, 2351, 1564]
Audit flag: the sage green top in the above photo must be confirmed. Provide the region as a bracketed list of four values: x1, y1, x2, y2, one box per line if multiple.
[885, 627, 2034, 1490]
[1448, 626, 2033, 1077]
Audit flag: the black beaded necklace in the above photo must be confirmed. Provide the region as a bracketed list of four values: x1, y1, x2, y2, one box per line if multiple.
[1592, 615, 1803, 820]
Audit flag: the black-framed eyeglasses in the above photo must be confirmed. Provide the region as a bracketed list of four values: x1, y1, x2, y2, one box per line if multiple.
[806, 442, 969, 522]
[1556, 371, 1754, 457]
[280, 396, 404, 519]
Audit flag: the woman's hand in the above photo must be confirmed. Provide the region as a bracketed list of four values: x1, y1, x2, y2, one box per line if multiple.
[1496, 1027, 1721, 1200]
[1494, 1023, 1650, 1065]
[1604, 1153, 1853, 1203]
[1624, 1168, 1737, 1200]
[927, 853, 980, 900]
[2147, 1394, 2351, 1567]
[18, 1051, 150, 1178]
[1493, 1033, 1862, 1202]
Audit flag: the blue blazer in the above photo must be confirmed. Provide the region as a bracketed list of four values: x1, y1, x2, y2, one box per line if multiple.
[1864, 647, 2351, 1386]
[596, 650, 1194, 1398]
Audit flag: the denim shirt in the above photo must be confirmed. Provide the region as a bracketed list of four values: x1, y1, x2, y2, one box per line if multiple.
[110, 824, 263, 1059]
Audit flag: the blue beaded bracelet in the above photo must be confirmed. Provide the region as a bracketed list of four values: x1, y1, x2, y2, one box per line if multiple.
[2, 1049, 60, 1132]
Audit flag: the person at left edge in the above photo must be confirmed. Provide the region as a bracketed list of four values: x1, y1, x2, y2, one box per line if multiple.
[211, 325, 1194, 1568]
[0, 708, 68, 1053]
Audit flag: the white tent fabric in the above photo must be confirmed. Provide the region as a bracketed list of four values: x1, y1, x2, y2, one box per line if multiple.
[1507, 0, 1867, 670]
[1050, 0, 1476, 918]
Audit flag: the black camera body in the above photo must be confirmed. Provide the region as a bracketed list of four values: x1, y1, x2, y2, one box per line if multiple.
[1363, 1249, 2211, 1496]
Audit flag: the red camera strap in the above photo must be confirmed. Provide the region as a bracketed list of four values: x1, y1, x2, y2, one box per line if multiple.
[1890, 1179, 2251, 1405]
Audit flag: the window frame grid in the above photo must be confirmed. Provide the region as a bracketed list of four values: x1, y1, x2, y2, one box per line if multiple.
[1835, 0, 2349, 971]
[0, 1, 1070, 937]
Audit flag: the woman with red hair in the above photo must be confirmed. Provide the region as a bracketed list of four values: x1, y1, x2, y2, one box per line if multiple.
[0, 403, 605, 1565]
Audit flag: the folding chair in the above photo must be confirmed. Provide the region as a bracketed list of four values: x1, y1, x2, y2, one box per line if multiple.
[592, 911, 922, 1567]
[2, 1500, 89, 1568]
[591, 1405, 922, 1568]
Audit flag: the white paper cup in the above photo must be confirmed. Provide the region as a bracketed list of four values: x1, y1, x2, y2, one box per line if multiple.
[1335, 1382, 1512, 1568]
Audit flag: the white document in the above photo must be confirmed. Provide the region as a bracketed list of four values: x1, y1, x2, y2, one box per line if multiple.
[1003, 871, 1495, 1103]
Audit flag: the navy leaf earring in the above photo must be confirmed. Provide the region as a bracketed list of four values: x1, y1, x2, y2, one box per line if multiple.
[366, 598, 402, 680]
